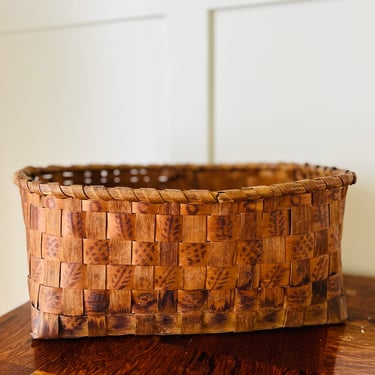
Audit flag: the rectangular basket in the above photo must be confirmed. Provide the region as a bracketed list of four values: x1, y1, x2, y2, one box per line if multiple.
[14, 163, 356, 339]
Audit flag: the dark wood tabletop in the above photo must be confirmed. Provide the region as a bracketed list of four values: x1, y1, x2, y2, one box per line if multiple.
[0, 274, 374, 375]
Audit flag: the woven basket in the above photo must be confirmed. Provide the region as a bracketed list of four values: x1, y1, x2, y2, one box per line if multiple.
[14, 163, 356, 339]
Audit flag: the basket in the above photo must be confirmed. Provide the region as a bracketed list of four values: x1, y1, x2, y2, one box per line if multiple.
[14, 163, 356, 339]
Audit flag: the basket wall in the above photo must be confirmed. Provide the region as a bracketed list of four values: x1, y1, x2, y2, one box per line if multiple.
[14, 163, 356, 338]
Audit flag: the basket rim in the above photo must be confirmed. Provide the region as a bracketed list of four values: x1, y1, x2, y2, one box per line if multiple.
[14, 162, 357, 203]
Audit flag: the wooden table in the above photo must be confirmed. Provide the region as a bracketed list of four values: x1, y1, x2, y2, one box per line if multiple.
[1, 275, 374, 375]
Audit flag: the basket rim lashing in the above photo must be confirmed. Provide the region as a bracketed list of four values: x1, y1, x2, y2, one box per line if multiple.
[14, 163, 356, 202]
[14, 162, 357, 338]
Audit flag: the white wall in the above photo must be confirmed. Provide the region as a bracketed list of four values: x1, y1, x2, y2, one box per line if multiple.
[0, 1, 174, 316]
[0, 0, 374, 316]
[212, 0, 375, 277]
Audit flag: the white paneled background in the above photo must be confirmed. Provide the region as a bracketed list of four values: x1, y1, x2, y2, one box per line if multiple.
[0, 0, 374, 316]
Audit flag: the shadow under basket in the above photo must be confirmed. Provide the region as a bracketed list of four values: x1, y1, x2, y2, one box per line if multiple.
[14, 162, 356, 339]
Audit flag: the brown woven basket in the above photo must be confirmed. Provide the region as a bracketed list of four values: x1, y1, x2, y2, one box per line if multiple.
[14, 163, 356, 339]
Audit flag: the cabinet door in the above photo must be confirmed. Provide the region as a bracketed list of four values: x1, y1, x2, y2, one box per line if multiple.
[213, 0, 375, 166]
[210, 0, 375, 277]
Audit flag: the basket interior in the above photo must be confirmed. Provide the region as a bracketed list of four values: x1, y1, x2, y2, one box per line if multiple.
[28, 164, 338, 191]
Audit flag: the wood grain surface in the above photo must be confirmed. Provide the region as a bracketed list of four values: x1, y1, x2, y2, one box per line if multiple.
[0, 275, 374, 374]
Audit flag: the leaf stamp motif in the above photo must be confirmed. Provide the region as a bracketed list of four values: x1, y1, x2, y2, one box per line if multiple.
[107, 213, 135, 240]
[62, 211, 86, 237]
[108, 265, 135, 290]
[207, 215, 240, 241]
[206, 267, 237, 290]
[60, 263, 85, 288]
[156, 215, 182, 241]
[155, 266, 181, 290]
[260, 263, 290, 287]
[262, 210, 290, 237]
[310, 255, 329, 281]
